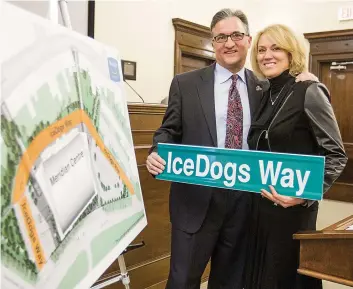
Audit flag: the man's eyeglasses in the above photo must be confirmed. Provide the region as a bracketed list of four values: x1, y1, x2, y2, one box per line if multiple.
[213, 32, 248, 43]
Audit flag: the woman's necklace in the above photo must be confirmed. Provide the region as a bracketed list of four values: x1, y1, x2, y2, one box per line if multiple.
[269, 85, 286, 105]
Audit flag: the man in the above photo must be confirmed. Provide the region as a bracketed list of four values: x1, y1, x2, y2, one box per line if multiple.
[146, 8, 315, 289]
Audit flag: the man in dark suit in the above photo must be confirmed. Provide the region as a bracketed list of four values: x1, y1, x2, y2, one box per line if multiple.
[146, 8, 314, 289]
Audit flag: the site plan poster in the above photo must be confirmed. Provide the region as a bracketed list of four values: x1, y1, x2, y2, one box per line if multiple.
[1, 3, 147, 289]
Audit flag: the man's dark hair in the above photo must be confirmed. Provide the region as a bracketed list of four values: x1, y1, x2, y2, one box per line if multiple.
[210, 8, 250, 35]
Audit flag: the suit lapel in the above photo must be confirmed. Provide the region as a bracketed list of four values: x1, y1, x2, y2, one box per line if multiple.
[197, 64, 218, 147]
[245, 69, 269, 119]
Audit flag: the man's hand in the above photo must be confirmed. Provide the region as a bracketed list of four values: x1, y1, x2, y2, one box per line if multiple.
[295, 71, 319, 83]
[261, 185, 305, 208]
[146, 152, 166, 175]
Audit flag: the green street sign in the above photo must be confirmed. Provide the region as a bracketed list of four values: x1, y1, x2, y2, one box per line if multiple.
[156, 143, 325, 201]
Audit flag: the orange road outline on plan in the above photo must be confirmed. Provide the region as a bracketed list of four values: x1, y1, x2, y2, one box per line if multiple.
[19, 196, 45, 270]
[12, 109, 135, 269]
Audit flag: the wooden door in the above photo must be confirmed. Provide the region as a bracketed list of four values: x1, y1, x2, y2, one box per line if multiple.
[181, 54, 214, 73]
[173, 18, 215, 75]
[320, 61, 353, 201]
[305, 29, 353, 203]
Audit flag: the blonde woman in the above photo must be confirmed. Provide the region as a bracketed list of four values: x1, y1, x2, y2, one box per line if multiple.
[245, 24, 347, 289]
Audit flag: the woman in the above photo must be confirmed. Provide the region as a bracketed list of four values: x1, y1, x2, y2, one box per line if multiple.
[245, 24, 348, 289]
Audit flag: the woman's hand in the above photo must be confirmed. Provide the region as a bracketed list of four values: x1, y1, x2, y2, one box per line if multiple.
[261, 185, 305, 208]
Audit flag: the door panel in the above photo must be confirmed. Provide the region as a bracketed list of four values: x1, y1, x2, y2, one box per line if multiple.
[321, 62, 353, 143]
[320, 61, 353, 200]
[181, 54, 213, 73]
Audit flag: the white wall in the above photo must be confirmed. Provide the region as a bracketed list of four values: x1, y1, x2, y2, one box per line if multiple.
[317, 200, 353, 289]
[317, 200, 353, 230]
[8, 0, 88, 36]
[95, 0, 353, 103]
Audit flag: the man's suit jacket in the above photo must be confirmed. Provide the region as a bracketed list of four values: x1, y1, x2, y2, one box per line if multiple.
[151, 63, 269, 233]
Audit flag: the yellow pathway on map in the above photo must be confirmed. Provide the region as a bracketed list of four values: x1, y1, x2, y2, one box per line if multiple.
[12, 109, 135, 269]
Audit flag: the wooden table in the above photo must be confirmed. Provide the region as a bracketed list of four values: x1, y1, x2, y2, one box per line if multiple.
[294, 215, 353, 287]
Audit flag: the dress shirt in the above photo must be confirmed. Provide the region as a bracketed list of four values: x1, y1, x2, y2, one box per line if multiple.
[214, 63, 251, 149]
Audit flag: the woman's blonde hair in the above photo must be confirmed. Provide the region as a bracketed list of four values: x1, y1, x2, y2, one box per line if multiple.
[250, 24, 308, 78]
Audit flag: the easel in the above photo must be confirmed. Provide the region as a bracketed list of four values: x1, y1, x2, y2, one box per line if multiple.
[47, 1, 143, 288]
[90, 255, 130, 289]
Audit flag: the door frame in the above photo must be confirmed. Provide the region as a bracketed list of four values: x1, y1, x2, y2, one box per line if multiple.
[311, 52, 353, 79]
[305, 29, 353, 203]
[172, 18, 215, 75]
[305, 29, 353, 77]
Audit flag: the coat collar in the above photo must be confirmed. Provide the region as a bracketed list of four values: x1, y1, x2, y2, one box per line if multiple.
[215, 63, 246, 85]
[245, 69, 269, 119]
[197, 63, 218, 146]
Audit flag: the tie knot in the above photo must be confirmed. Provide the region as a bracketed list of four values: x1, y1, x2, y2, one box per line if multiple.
[231, 74, 238, 83]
